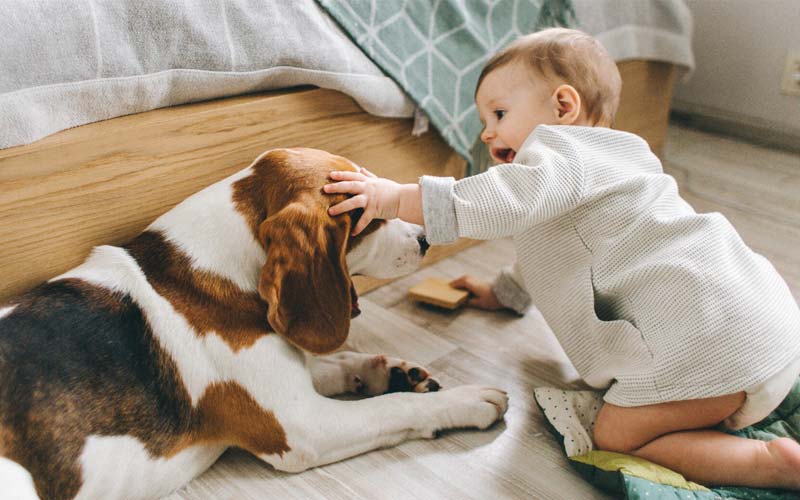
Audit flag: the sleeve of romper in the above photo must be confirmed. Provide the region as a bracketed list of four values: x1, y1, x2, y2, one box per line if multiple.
[419, 126, 586, 245]
[491, 261, 532, 314]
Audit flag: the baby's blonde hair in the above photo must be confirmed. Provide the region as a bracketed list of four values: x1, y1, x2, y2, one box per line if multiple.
[477, 28, 622, 126]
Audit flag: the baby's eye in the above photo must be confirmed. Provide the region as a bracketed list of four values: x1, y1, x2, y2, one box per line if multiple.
[494, 110, 506, 120]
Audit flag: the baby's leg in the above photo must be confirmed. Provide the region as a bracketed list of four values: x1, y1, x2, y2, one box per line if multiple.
[593, 392, 800, 489]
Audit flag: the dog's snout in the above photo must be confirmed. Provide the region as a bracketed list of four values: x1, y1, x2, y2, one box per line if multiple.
[417, 236, 430, 255]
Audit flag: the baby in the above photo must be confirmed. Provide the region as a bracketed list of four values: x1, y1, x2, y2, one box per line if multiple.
[324, 28, 800, 489]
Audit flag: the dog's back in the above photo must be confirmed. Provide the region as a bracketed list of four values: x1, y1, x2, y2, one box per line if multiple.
[0, 277, 204, 499]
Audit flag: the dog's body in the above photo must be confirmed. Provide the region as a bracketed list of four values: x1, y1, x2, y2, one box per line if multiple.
[0, 149, 508, 500]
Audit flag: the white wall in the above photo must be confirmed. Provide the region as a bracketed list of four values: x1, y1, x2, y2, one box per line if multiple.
[672, 0, 800, 136]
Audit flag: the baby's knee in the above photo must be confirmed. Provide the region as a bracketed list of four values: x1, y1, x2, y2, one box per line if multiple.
[592, 404, 637, 454]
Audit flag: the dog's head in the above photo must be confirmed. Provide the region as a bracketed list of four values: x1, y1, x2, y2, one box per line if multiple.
[235, 148, 427, 355]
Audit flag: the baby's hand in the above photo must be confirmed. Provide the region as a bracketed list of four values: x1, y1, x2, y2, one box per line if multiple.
[325, 167, 403, 235]
[450, 275, 505, 311]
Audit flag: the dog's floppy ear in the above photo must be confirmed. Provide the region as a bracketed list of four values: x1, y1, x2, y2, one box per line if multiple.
[257, 201, 356, 354]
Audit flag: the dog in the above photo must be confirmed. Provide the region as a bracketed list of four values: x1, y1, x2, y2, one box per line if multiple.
[0, 148, 509, 500]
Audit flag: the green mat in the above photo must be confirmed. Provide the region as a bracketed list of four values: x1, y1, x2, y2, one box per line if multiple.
[315, 0, 576, 175]
[534, 379, 800, 499]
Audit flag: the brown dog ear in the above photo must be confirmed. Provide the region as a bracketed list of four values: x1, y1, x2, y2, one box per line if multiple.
[257, 202, 355, 354]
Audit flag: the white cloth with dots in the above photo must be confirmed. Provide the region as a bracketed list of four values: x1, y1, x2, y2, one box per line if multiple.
[421, 125, 800, 409]
[534, 388, 603, 457]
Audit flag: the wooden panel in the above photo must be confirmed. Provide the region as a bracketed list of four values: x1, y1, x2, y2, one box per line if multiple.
[0, 88, 464, 301]
[615, 60, 679, 157]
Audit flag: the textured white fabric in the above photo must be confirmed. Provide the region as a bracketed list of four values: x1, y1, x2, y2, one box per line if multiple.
[421, 125, 800, 407]
[0, 0, 414, 150]
[492, 263, 532, 315]
[533, 388, 603, 457]
[724, 356, 800, 430]
[573, 0, 695, 77]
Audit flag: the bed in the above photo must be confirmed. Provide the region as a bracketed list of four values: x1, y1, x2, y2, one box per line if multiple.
[0, 0, 693, 302]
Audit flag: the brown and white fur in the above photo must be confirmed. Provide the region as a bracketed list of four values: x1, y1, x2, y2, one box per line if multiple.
[0, 148, 508, 500]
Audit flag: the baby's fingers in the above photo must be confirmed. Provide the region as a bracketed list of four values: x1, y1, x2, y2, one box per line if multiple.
[329, 171, 367, 182]
[324, 180, 364, 195]
[328, 194, 367, 216]
[450, 276, 474, 291]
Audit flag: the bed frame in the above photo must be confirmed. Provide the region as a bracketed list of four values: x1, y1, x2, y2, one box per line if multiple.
[0, 61, 676, 302]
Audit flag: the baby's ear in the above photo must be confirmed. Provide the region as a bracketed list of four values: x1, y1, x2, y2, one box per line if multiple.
[553, 84, 582, 124]
[257, 202, 355, 354]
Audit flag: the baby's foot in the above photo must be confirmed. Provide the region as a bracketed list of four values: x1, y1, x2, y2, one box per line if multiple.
[766, 437, 800, 490]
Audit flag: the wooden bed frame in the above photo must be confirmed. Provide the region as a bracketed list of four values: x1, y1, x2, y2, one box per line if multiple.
[0, 60, 676, 302]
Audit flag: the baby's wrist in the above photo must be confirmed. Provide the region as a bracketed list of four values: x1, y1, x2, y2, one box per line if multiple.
[396, 184, 423, 225]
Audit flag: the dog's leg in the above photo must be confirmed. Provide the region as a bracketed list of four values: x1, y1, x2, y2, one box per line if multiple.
[0, 457, 40, 500]
[261, 385, 508, 473]
[307, 351, 440, 397]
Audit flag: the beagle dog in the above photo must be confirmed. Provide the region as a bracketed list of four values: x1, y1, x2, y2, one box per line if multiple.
[0, 148, 509, 500]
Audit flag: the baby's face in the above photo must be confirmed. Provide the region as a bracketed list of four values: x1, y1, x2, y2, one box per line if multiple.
[476, 63, 559, 164]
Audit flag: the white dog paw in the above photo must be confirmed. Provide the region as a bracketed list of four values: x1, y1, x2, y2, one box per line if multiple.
[422, 385, 509, 437]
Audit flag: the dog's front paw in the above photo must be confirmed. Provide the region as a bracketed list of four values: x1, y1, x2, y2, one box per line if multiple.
[352, 355, 440, 396]
[421, 385, 508, 437]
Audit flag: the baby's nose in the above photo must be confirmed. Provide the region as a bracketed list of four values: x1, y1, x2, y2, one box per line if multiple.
[480, 129, 494, 143]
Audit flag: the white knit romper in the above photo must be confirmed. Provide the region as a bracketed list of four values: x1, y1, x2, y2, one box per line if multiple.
[420, 125, 800, 407]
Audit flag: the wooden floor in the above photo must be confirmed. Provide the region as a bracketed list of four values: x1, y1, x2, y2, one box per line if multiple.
[167, 125, 799, 500]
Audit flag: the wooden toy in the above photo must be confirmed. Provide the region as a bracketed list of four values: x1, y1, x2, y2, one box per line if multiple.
[408, 277, 469, 309]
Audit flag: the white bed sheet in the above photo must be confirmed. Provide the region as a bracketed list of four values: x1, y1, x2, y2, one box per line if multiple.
[573, 0, 694, 76]
[0, 0, 414, 150]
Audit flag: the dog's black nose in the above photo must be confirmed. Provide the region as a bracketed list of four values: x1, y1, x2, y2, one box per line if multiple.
[417, 236, 430, 255]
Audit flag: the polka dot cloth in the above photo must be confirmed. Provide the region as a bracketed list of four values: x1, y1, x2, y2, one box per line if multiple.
[533, 387, 604, 457]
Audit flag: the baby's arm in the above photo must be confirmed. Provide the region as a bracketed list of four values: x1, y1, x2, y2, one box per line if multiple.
[422, 127, 585, 245]
[327, 127, 585, 240]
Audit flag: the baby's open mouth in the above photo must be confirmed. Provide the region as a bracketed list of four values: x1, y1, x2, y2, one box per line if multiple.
[492, 147, 516, 163]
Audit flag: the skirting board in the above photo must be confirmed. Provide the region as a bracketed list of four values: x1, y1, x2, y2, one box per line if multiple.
[671, 105, 800, 155]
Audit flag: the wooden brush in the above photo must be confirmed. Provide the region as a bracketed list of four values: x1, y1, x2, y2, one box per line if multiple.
[408, 277, 469, 310]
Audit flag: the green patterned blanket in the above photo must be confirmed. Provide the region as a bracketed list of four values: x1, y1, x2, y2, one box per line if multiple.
[316, 0, 575, 175]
